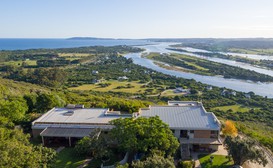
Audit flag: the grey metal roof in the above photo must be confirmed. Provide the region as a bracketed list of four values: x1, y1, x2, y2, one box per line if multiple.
[140, 105, 220, 130]
[40, 127, 95, 137]
[33, 108, 130, 125]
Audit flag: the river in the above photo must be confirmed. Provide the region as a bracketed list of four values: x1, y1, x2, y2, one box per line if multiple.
[125, 43, 273, 97]
[168, 46, 273, 77]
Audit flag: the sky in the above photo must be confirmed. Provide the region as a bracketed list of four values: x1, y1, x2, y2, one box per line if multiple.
[0, 0, 273, 38]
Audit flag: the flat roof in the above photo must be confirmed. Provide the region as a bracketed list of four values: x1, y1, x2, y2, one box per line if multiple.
[40, 127, 95, 138]
[33, 107, 131, 125]
[139, 103, 220, 130]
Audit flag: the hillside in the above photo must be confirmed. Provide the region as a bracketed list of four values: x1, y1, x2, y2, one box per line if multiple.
[0, 78, 49, 98]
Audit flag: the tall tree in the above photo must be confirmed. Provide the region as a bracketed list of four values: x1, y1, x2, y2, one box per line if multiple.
[110, 116, 179, 156]
[75, 130, 109, 159]
[36, 93, 65, 113]
[225, 136, 268, 166]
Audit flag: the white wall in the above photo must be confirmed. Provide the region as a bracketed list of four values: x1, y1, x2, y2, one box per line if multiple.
[188, 132, 194, 139]
[209, 145, 219, 151]
[174, 130, 180, 138]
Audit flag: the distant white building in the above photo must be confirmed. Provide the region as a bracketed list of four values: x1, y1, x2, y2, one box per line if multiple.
[118, 76, 128, 80]
[123, 68, 131, 73]
[221, 89, 236, 96]
[174, 87, 191, 94]
[92, 70, 99, 75]
[206, 86, 213, 90]
[92, 79, 101, 84]
[244, 93, 251, 98]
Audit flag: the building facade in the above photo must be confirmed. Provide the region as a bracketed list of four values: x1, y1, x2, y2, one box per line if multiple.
[32, 101, 221, 155]
[138, 101, 222, 158]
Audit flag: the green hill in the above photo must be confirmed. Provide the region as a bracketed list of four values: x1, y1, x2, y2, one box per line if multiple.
[0, 78, 49, 98]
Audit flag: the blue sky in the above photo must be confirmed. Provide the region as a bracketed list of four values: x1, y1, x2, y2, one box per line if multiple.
[0, 0, 273, 38]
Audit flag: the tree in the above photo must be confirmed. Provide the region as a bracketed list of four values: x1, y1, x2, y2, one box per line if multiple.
[222, 120, 238, 137]
[32, 68, 68, 87]
[75, 130, 109, 159]
[177, 160, 195, 168]
[0, 98, 28, 121]
[110, 116, 179, 156]
[0, 128, 56, 168]
[225, 136, 268, 166]
[132, 154, 175, 168]
[36, 93, 65, 113]
[24, 94, 37, 113]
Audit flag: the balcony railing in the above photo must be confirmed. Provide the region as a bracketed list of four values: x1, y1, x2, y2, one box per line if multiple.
[180, 138, 222, 145]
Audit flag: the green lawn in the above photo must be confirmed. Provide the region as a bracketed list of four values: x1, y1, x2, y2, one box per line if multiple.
[69, 80, 151, 94]
[54, 148, 86, 168]
[198, 154, 233, 168]
[184, 61, 209, 71]
[87, 156, 119, 168]
[212, 105, 250, 113]
[58, 53, 94, 57]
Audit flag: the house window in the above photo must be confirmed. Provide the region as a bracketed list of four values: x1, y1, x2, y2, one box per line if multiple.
[190, 130, 194, 134]
[180, 130, 188, 138]
[211, 130, 218, 134]
[210, 130, 218, 138]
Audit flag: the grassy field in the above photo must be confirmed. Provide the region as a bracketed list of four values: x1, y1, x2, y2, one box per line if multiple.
[69, 80, 151, 94]
[184, 61, 209, 71]
[0, 78, 49, 97]
[228, 48, 273, 55]
[54, 148, 86, 168]
[0, 60, 37, 66]
[146, 52, 212, 75]
[161, 89, 188, 96]
[212, 105, 251, 113]
[198, 154, 233, 168]
[236, 121, 273, 151]
[58, 53, 94, 57]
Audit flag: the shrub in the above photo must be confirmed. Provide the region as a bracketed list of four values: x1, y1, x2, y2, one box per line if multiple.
[177, 160, 195, 168]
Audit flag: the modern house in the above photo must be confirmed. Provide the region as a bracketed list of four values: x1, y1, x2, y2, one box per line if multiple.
[32, 106, 131, 146]
[138, 101, 222, 158]
[32, 101, 221, 157]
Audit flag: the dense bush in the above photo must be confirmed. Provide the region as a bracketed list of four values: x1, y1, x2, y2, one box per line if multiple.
[177, 160, 195, 168]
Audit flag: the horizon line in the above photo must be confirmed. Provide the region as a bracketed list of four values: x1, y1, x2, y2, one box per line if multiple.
[0, 37, 273, 39]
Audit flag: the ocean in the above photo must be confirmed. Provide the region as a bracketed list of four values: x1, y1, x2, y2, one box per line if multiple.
[0, 38, 152, 50]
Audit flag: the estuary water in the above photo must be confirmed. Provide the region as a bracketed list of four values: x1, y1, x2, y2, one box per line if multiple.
[1, 39, 273, 97]
[125, 43, 273, 97]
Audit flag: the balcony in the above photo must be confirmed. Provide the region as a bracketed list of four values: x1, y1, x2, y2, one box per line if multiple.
[180, 138, 222, 145]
